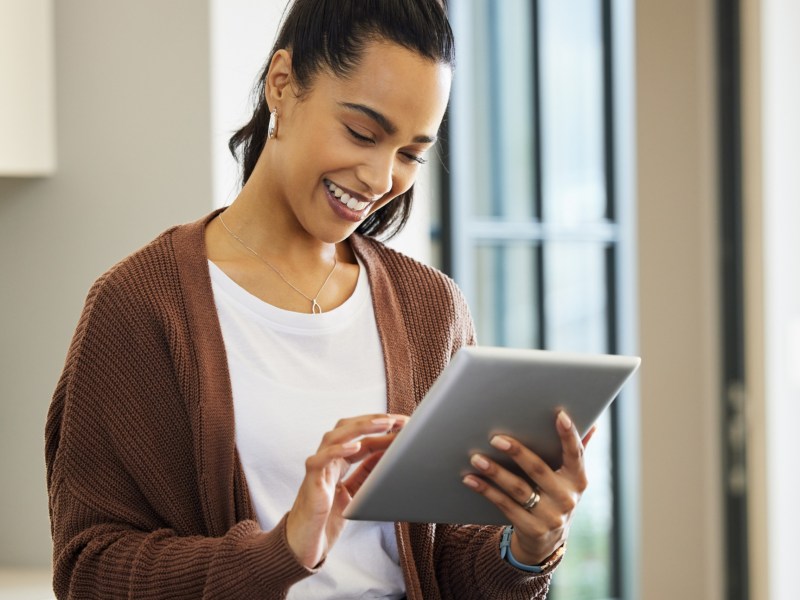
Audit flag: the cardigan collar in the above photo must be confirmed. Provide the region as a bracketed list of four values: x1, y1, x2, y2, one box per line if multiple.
[169, 209, 416, 528]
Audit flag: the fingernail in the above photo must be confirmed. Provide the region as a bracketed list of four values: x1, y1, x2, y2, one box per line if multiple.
[371, 417, 395, 426]
[462, 475, 480, 489]
[470, 454, 490, 471]
[342, 441, 361, 450]
[557, 411, 572, 431]
[490, 435, 512, 451]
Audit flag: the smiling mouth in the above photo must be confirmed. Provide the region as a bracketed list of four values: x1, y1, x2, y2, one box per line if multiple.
[324, 179, 371, 212]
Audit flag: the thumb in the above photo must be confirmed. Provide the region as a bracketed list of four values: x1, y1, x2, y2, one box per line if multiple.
[581, 424, 598, 448]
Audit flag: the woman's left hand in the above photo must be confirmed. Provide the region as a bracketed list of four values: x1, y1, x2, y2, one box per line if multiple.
[462, 410, 597, 566]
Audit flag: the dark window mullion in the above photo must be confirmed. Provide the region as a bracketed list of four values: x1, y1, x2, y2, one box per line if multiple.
[717, 0, 749, 598]
[602, 0, 623, 595]
[602, 0, 616, 222]
[495, 244, 508, 346]
[531, 0, 543, 222]
[532, 0, 545, 351]
[606, 244, 623, 599]
[536, 242, 546, 350]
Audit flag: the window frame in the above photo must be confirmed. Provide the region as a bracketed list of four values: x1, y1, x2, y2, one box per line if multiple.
[436, 1, 638, 597]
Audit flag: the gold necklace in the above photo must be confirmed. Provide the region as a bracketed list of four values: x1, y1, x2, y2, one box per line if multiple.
[218, 213, 338, 314]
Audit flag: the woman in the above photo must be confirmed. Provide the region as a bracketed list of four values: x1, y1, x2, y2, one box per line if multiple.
[46, 0, 592, 598]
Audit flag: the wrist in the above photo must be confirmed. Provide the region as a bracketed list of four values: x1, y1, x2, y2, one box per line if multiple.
[285, 509, 323, 569]
[500, 526, 565, 574]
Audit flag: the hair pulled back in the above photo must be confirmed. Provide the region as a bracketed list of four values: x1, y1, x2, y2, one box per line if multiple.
[228, 0, 455, 240]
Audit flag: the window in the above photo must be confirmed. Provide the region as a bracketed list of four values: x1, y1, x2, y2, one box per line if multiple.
[436, 1, 635, 597]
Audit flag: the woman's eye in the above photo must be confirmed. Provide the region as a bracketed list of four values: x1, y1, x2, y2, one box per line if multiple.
[402, 153, 427, 165]
[345, 126, 374, 144]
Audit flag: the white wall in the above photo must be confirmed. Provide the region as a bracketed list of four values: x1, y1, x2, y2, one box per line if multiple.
[0, 0, 213, 567]
[743, 1, 800, 599]
[210, 0, 285, 208]
[761, 4, 800, 598]
[0, 0, 56, 176]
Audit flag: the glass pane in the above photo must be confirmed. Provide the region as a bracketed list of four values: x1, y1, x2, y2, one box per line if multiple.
[473, 243, 539, 348]
[548, 411, 614, 599]
[456, 0, 495, 220]
[489, 0, 537, 220]
[544, 242, 608, 353]
[544, 240, 612, 599]
[540, 0, 606, 223]
[453, 0, 536, 220]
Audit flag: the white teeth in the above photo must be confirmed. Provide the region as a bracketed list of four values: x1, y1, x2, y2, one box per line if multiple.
[327, 180, 368, 211]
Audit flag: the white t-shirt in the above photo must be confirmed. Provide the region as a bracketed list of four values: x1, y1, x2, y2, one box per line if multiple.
[209, 259, 406, 599]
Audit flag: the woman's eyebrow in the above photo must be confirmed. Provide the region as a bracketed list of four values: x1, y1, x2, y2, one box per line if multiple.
[339, 102, 437, 144]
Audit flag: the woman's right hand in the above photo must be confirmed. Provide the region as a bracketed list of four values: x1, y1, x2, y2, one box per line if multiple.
[285, 413, 408, 569]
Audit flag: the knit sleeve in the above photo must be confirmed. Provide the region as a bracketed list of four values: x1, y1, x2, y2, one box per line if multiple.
[45, 265, 314, 599]
[432, 524, 556, 599]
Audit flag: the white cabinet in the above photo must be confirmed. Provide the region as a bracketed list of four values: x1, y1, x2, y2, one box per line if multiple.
[0, 0, 56, 176]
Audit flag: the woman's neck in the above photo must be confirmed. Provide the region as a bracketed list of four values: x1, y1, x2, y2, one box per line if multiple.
[224, 164, 340, 269]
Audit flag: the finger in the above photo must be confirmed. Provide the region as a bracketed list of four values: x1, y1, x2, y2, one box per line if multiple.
[556, 411, 584, 473]
[487, 435, 559, 494]
[346, 431, 398, 462]
[582, 424, 598, 447]
[318, 414, 402, 450]
[303, 440, 363, 473]
[462, 474, 571, 565]
[461, 474, 549, 536]
[468, 452, 548, 507]
[342, 451, 385, 495]
[386, 414, 411, 429]
[481, 436, 584, 515]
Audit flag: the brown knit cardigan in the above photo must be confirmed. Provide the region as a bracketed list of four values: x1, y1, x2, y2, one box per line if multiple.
[46, 210, 555, 599]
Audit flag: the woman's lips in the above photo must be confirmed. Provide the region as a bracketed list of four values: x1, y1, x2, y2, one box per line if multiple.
[324, 179, 373, 221]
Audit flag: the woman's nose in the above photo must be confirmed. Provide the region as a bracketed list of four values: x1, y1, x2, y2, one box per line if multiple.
[356, 154, 394, 198]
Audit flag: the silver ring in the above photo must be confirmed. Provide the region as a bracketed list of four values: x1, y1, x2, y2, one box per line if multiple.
[521, 489, 541, 512]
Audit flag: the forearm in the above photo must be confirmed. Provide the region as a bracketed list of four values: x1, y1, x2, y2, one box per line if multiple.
[52, 486, 314, 600]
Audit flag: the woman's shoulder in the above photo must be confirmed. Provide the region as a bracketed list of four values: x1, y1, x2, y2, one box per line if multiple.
[350, 234, 463, 299]
[350, 234, 474, 337]
[83, 212, 213, 316]
[88, 227, 180, 305]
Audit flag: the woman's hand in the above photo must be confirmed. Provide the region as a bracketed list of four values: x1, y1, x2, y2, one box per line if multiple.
[285, 413, 408, 569]
[462, 411, 597, 566]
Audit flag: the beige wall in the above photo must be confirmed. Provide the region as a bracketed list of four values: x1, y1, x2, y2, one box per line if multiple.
[636, 0, 723, 598]
[0, 0, 212, 566]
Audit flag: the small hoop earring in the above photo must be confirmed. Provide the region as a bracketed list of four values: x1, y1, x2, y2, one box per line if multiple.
[267, 108, 278, 140]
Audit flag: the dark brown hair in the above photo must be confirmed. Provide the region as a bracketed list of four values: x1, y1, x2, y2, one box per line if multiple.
[228, 0, 455, 240]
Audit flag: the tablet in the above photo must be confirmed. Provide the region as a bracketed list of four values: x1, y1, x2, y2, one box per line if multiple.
[343, 346, 640, 525]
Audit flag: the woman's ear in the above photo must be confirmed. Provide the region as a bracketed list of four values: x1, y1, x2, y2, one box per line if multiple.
[265, 49, 294, 109]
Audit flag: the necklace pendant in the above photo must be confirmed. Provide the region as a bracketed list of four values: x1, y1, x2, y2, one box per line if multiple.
[311, 299, 323, 314]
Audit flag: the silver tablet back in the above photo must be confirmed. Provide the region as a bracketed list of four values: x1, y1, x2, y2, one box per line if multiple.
[344, 346, 640, 525]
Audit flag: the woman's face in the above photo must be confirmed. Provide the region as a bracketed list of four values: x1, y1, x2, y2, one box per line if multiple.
[266, 40, 452, 244]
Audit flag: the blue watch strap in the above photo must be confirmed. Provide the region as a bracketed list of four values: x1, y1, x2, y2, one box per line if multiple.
[499, 526, 545, 573]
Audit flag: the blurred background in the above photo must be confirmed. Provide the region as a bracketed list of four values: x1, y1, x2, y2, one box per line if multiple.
[1, 1, 797, 599]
